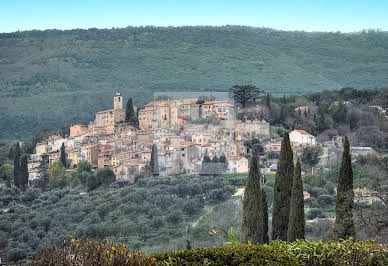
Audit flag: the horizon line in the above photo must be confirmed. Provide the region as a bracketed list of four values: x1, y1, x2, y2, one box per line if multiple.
[1, 24, 387, 35]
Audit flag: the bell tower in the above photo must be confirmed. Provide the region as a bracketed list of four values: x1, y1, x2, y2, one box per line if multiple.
[114, 92, 123, 110]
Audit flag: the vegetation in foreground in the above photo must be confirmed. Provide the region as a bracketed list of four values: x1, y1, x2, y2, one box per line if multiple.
[30, 237, 388, 265]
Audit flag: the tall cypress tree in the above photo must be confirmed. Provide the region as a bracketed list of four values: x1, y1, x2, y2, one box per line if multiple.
[334, 137, 355, 239]
[20, 155, 29, 190]
[150, 144, 159, 176]
[266, 93, 271, 111]
[13, 143, 21, 188]
[287, 158, 305, 241]
[242, 153, 264, 244]
[125, 97, 135, 122]
[272, 132, 294, 241]
[262, 188, 269, 244]
[60, 142, 67, 168]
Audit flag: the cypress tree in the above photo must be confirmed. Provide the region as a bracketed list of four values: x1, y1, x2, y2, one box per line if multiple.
[13, 143, 21, 188]
[125, 97, 135, 122]
[150, 144, 159, 176]
[262, 188, 269, 244]
[334, 137, 355, 239]
[266, 93, 271, 111]
[242, 153, 264, 244]
[200, 155, 211, 175]
[287, 158, 305, 241]
[20, 155, 29, 190]
[60, 142, 67, 168]
[272, 132, 294, 241]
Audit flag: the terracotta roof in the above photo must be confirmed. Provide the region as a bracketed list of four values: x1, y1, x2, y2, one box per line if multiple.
[295, 129, 312, 135]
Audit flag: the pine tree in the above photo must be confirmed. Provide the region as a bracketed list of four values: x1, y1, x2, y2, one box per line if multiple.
[150, 144, 159, 176]
[242, 153, 264, 244]
[60, 142, 67, 168]
[13, 143, 21, 188]
[334, 137, 355, 239]
[287, 158, 305, 241]
[262, 188, 269, 244]
[200, 155, 211, 175]
[272, 132, 294, 241]
[211, 156, 219, 163]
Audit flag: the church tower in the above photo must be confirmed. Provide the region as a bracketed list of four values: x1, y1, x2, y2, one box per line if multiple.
[114, 92, 123, 110]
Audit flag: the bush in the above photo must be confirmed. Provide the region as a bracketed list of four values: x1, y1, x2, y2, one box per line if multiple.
[7, 248, 26, 263]
[152, 239, 388, 265]
[318, 194, 334, 207]
[307, 208, 327, 220]
[29, 237, 157, 266]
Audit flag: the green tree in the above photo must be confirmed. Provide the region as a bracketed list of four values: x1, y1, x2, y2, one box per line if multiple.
[86, 173, 100, 191]
[76, 161, 92, 173]
[125, 97, 139, 128]
[96, 167, 116, 185]
[200, 155, 211, 175]
[20, 155, 29, 190]
[242, 153, 264, 244]
[272, 132, 294, 241]
[334, 137, 355, 239]
[60, 142, 67, 168]
[230, 85, 261, 108]
[219, 154, 228, 172]
[48, 161, 66, 186]
[0, 161, 13, 187]
[266, 92, 271, 111]
[287, 158, 305, 241]
[13, 143, 21, 188]
[301, 146, 321, 171]
[150, 144, 159, 176]
[262, 188, 269, 244]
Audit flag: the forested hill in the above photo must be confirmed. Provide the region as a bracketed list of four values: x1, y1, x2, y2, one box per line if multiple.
[1, 26, 388, 139]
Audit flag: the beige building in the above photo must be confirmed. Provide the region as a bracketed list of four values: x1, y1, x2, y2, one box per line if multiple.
[92, 92, 125, 131]
[289, 129, 316, 146]
[227, 156, 249, 173]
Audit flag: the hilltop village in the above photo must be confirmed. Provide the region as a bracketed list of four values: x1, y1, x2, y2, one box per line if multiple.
[25, 92, 331, 184]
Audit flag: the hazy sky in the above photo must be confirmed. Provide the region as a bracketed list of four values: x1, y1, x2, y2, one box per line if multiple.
[1, 0, 387, 33]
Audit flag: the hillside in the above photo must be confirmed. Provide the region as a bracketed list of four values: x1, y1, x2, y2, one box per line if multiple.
[1, 26, 388, 139]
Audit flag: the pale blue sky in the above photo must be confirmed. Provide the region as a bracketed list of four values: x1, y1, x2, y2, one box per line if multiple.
[1, 0, 387, 33]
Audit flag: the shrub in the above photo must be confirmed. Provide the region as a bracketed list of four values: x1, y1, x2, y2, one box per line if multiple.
[29, 237, 157, 266]
[318, 194, 334, 207]
[7, 248, 26, 263]
[307, 208, 327, 220]
[152, 239, 388, 265]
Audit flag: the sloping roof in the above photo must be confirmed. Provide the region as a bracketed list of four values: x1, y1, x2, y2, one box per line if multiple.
[294, 129, 314, 136]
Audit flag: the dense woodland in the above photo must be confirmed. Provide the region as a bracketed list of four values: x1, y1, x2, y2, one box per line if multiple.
[1, 26, 388, 139]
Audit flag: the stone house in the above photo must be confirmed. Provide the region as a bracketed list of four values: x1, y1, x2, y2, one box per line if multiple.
[289, 129, 316, 146]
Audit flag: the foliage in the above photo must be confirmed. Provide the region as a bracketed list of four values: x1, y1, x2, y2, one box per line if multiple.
[242, 153, 264, 244]
[288, 159, 305, 241]
[60, 142, 67, 168]
[150, 144, 159, 176]
[334, 137, 355, 239]
[152, 238, 388, 266]
[0, 176, 233, 260]
[29, 237, 157, 266]
[48, 161, 66, 186]
[301, 146, 321, 168]
[273, 132, 294, 241]
[229, 84, 262, 108]
[2, 27, 388, 139]
[96, 167, 116, 185]
[76, 161, 93, 173]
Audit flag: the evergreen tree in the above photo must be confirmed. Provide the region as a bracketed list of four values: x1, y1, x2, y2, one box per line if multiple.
[200, 155, 211, 175]
[265, 93, 271, 111]
[230, 85, 261, 108]
[272, 132, 294, 241]
[334, 137, 355, 239]
[303, 109, 308, 118]
[287, 158, 305, 241]
[125, 97, 139, 128]
[150, 144, 159, 176]
[13, 143, 21, 188]
[60, 142, 67, 168]
[37, 154, 49, 188]
[262, 188, 269, 244]
[125, 97, 135, 122]
[211, 156, 219, 163]
[219, 154, 228, 172]
[20, 155, 29, 190]
[8, 147, 14, 160]
[242, 153, 264, 244]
